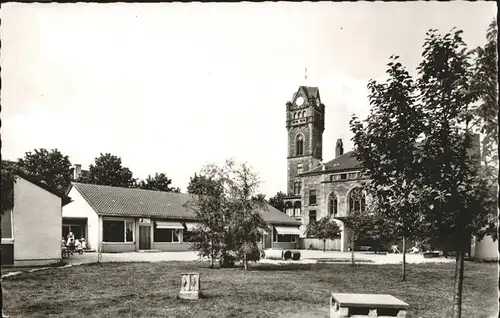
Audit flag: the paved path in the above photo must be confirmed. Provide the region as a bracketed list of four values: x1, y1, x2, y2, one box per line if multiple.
[2, 250, 454, 278]
[65, 250, 454, 266]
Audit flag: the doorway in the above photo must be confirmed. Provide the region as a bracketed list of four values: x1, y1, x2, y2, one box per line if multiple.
[139, 226, 151, 250]
[264, 230, 272, 249]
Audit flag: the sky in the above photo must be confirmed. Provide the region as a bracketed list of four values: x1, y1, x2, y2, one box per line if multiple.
[1, 2, 497, 197]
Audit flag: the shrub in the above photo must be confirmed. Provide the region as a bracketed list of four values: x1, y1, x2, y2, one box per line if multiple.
[220, 253, 236, 268]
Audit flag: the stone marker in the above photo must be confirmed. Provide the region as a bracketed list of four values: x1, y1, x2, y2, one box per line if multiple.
[330, 293, 409, 318]
[178, 273, 201, 300]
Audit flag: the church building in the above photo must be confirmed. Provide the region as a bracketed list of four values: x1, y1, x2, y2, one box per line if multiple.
[282, 85, 494, 258]
[283, 86, 367, 252]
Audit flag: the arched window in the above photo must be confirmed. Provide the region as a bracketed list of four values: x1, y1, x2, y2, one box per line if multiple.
[284, 202, 293, 216]
[296, 134, 304, 156]
[328, 192, 338, 216]
[293, 201, 302, 216]
[348, 188, 366, 215]
[293, 181, 302, 195]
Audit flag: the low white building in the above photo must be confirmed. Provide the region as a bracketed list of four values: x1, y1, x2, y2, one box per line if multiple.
[63, 182, 301, 253]
[1, 173, 71, 267]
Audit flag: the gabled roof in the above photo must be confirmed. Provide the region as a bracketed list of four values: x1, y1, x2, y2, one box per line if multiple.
[301, 151, 362, 175]
[72, 183, 300, 226]
[17, 172, 72, 206]
[292, 86, 321, 103]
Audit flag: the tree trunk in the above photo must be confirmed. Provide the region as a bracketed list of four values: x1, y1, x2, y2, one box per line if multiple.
[323, 240, 326, 252]
[244, 254, 248, 271]
[452, 242, 466, 318]
[402, 236, 406, 281]
[210, 239, 214, 268]
[350, 233, 355, 266]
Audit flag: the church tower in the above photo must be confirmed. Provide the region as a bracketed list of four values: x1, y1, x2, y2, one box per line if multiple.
[285, 86, 325, 196]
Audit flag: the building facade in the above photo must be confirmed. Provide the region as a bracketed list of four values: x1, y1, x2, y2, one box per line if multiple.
[63, 182, 301, 253]
[283, 86, 368, 252]
[1, 174, 71, 266]
[283, 85, 492, 255]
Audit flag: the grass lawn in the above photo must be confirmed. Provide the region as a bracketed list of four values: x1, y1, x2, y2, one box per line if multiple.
[2, 261, 497, 318]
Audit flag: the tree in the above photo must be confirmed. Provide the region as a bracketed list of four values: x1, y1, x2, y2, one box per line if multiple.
[185, 160, 267, 270]
[350, 55, 427, 281]
[187, 173, 220, 195]
[472, 20, 498, 173]
[268, 191, 286, 213]
[227, 163, 268, 270]
[1, 162, 17, 213]
[78, 153, 136, 187]
[16, 148, 74, 193]
[306, 217, 341, 252]
[343, 210, 379, 266]
[136, 173, 180, 192]
[415, 27, 497, 318]
[471, 20, 498, 242]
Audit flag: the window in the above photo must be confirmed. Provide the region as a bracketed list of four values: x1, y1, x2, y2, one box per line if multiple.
[329, 193, 338, 216]
[182, 223, 197, 243]
[103, 220, 134, 243]
[125, 220, 134, 242]
[340, 173, 347, 180]
[349, 188, 366, 215]
[309, 189, 317, 205]
[348, 172, 358, 179]
[273, 230, 297, 243]
[296, 134, 304, 156]
[1, 209, 13, 239]
[309, 210, 317, 223]
[330, 174, 341, 181]
[297, 163, 303, 175]
[293, 181, 302, 195]
[285, 202, 293, 216]
[154, 228, 181, 243]
[293, 201, 302, 216]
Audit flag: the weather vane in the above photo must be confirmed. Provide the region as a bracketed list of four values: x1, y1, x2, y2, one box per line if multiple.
[304, 67, 308, 81]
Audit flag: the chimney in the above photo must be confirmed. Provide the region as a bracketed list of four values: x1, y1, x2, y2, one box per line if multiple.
[74, 164, 82, 180]
[335, 139, 344, 158]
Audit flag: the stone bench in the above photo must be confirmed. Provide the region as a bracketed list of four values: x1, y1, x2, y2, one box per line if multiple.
[330, 293, 409, 318]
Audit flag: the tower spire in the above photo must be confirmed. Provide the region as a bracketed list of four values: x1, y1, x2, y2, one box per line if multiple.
[304, 67, 308, 82]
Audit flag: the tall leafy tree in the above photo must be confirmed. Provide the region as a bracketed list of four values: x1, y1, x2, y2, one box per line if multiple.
[136, 173, 180, 192]
[185, 160, 267, 270]
[350, 55, 427, 281]
[187, 173, 220, 195]
[268, 191, 286, 213]
[78, 153, 136, 187]
[415, 27, 496, 318]
[472, 20, 498, 172]
[17, 148, 74, 193]
[306, 217, 341, 252]
[343, 208, 379, 266]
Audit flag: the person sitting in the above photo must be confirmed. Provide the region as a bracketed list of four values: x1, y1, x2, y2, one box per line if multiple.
[74, 239, 83, 255]
[80, 238, 87, 250]
[391, 245, 400, 254]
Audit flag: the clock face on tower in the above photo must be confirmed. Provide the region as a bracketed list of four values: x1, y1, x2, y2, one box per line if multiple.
[296, 96, 304, 106]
